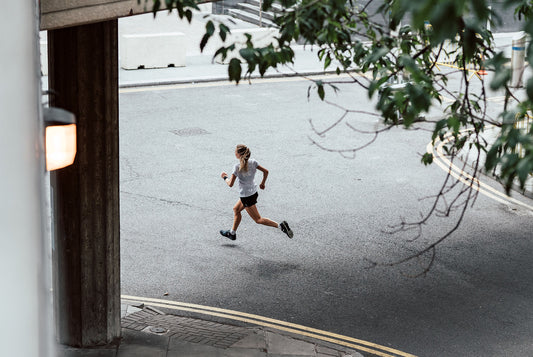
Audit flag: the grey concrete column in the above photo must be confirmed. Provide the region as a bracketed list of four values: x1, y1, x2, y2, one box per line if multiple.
[48, 20, 121, 347]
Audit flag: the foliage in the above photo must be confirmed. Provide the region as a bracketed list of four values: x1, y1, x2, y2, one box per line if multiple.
[148, 0, 531, 188]
[145, 0, 533, 273]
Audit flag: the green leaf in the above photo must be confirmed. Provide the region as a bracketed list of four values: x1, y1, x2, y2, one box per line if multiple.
[367, 47, 390, 64]
[200, 19, 216, 52]
[214, 47, 229, 62]
[228, 58, 242, 84]
[200, 33, 210, 52]
[324, 53, 332, 69]
[316, 81, 325, 100]
[262, 0, 274, 11]
[462, 23, 478, 61]
[422, 152, 434, 165]
[527, 77, 533, 102]
[516, 158, 533, 186]
[176, 2, 184, 18]
[153, 0, 161, 14]
[369, 77, 389, 98]
[206, 20, 215, 36]
[432, 119, 447, 140]
[490, 67, 511, 90]
[184, 9, 192, 23]
[447, 115, 461, 134]
[219, 24, 230, 42]
[239, 47, 256, 63]
[428, 0, 459, 43]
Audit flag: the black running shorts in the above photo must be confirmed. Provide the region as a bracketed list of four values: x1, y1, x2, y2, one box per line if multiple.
[240, 192, 258, 207]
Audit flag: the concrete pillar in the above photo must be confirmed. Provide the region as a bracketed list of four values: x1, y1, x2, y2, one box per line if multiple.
[48, 20, 121, 347]
[0, 0, 50, 355]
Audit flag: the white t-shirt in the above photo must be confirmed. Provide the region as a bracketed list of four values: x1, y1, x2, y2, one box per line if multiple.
[233, 158, 259, 197]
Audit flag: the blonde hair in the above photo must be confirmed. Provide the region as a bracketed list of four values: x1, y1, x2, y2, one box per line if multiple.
[236, 144, 251, 172]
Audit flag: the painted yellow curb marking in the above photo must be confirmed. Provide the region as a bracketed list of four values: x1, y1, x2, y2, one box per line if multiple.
[428, 132, 533, 211]
[122, 295, 417, 357]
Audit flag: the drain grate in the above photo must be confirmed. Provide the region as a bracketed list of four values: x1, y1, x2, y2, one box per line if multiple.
[170, 127, 210, 137]
[149, 326, 167, 334]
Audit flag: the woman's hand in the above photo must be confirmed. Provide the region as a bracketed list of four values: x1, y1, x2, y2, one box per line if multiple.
[259, 183, 265, 190]
[221, 172, 228, 179]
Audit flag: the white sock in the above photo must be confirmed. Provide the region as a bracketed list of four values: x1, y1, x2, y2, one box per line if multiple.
[230, 230, 236, 234]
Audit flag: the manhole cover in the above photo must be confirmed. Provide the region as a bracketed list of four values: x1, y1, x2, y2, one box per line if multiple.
[170, 127, 210, 137]
[150, 327, 167, 334]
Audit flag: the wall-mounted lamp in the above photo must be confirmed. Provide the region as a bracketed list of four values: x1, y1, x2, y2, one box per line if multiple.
[43, 107, 77, 171]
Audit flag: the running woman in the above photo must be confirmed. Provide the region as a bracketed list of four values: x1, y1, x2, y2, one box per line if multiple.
[220, 144, 293, 241]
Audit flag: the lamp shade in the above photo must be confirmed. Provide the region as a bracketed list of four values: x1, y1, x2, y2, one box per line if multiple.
[43, 107, 77, 171]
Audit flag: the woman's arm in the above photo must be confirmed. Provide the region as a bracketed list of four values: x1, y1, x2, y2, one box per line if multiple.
[257, 165, 269, 190]
[221, 172, 236, 187]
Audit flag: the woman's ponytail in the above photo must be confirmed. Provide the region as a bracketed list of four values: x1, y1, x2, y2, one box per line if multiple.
[236, 144, 251, 172]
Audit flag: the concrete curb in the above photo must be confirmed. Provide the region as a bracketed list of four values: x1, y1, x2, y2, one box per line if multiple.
[118, 69, 340, 88]
[57, 304, 365, 357]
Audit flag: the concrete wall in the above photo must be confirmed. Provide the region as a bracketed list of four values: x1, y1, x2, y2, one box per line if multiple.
[41, 0, 149, 30]
[40, 0, 212, 30]
[1, 0, 51, 356]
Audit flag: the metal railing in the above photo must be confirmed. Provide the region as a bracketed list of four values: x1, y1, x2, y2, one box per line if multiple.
[432, 38, 488, 81]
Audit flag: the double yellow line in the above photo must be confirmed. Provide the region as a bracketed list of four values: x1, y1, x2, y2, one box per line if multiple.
[428, 132, 533, 211]
[121, 295, 416, 357]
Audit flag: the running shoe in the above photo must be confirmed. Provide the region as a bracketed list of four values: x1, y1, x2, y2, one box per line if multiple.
[220, 230, 236, 241]
[280, 221, 293, 238]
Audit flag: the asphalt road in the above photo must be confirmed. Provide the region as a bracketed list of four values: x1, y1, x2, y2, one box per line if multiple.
[119, 77, 533, 357]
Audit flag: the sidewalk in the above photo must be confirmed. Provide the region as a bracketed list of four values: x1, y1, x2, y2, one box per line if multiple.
[56, 302, 364, 357]
[115, 31, 527, 87]
[118, 45, 333, 88]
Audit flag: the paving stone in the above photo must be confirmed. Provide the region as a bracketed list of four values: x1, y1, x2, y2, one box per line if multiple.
[56, 345, 117, 357]
[116, 345, 166, 357]
[121, 329, 169, 347]
[124, 305, 142, 317]
[316, 345, 340, 356]
[118, 307, 362, 357]
[266, 332, 317, 356]
[230, 330, 267, 350]
[129, 323, 146, 331]
[167, 338, 226, 357]
[190, 336, 203, 343]
[140, 314, 249, 348]
[145, 306, 165, 314]
[339, 352, 363, 357]
[224, 348, 268, 357]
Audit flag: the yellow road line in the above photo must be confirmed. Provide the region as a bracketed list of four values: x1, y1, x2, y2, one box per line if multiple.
[122, 295, 417, 357]
[427, 134, 533, 211]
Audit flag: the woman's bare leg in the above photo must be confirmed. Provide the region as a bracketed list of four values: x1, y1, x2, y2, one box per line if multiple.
[232, 200, 245, 231]
[245, 205, 278, 228]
